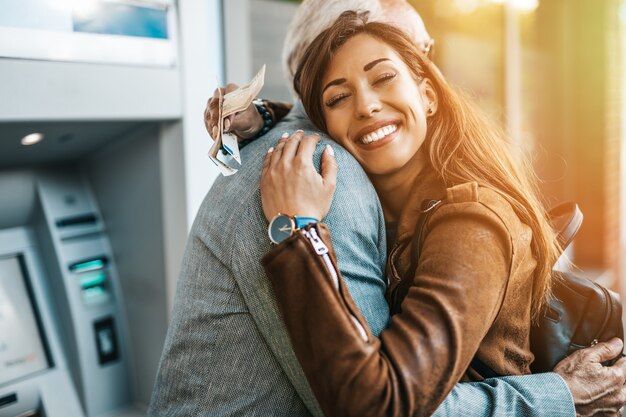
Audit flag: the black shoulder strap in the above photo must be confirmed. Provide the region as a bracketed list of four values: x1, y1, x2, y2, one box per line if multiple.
[470, 357, 499, 379]
[389, 199, 443, 314]
[470, 203, 583, 379]
[409, 199, 501, 379]
[548, 202, 583, 250]
[403, 200, 583, 379]
[408, 199, 443, 274]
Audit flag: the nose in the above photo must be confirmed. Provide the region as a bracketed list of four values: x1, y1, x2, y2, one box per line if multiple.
[354, 88, 382, 119]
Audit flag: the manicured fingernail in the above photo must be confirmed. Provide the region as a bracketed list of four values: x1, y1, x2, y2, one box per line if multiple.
[224, 119, 231, 131]
[212, 126, 218, 137]
[268, 147, 274, 153]
[281, 132, 290, 139]
[296, 129, 304, 133]
[326, 144, 334, 156]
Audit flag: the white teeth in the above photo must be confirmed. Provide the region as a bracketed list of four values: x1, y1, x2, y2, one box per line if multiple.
[360, 124, 397, 144]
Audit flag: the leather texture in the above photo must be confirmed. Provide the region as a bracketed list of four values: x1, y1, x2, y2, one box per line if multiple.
[263, 167, 545, 417]
[394, 197, 624, 380]
[530, 271, 624, 372]
[150, 103, 575, 417]
[149, 103, 388, 417]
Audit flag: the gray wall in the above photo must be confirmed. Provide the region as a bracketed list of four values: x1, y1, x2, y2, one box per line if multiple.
[224, 0, 297, 102]
[251, 0, 298, 101]
[0, 170, 36, 229]
[83, 125, 171, 408]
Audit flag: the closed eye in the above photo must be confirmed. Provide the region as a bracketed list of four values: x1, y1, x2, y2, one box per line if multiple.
[325, 92, 351, 108]
[374, 72, 397, 85]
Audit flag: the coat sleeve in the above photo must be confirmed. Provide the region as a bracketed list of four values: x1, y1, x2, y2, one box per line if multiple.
[435, 374, 575, 417]
[262, 201, 514, 417]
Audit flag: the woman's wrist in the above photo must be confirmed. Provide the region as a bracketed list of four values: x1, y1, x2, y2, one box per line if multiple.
[267, 213, 319, 245]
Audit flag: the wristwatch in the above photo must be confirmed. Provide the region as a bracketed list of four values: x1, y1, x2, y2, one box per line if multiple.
[268, 213, 318, 244]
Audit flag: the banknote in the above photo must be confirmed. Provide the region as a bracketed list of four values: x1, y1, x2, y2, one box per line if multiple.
[208, 65, 266, 176]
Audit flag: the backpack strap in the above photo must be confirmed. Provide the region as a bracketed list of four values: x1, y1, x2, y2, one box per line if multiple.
[401, 200, 583, 379]
[388, 199, 443, 314]
[470, 357, 499, 379]
[548, 202, 583, 249]
[470, 202, 583, 379]
[408, 199, 444, 274]
[408, 198, 502, 379]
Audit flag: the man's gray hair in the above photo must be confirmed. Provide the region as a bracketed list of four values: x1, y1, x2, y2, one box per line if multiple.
[281, 0, 386, 96]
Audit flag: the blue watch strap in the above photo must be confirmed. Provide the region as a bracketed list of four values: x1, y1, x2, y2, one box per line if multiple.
[294, 217, 318, 229]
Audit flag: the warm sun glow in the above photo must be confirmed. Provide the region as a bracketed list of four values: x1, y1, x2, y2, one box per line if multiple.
[489, 0, 540, 12]
[452, 0, 540, 13]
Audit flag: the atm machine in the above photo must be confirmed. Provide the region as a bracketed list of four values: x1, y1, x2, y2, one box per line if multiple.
[0, 228, 83, 417]
[0, 0, 213, 415]
[0, 169, 131, 417]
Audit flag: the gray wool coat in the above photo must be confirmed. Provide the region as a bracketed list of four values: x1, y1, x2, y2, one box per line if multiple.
[149, 103, 575, 417]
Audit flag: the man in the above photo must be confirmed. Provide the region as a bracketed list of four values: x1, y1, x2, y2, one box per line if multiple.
[149, 1, 626, 416]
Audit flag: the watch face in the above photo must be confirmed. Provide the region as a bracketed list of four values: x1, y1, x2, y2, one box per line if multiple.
[268, 214, 294, 244]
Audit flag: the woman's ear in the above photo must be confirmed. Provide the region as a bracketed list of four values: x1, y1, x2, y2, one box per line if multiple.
[420, 78, 438, 117]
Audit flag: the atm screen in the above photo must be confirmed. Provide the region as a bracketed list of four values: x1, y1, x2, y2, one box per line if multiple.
[0, 256, 49, 385]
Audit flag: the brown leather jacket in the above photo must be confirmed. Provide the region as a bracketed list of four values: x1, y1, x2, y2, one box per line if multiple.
[262, 169, 537, 417]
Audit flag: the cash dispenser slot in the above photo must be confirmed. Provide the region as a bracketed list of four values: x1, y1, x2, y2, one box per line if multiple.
[69, 257, 108, 273]
[69, 257, 112, 306]
[79, 271, 111, 306]
[0, 393, 17, 408]
[55, 213, 103, 240]
[55, 214, 98, 228]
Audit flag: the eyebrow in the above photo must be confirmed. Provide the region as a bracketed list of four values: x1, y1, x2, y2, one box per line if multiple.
[322, 58, 391, 94]
[322, 78, 347, 94]
[363, 58, 390, 71]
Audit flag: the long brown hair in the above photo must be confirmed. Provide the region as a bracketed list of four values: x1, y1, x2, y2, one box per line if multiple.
[294, 10, 561, 320]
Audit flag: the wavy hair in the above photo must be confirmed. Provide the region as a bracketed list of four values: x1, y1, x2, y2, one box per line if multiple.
[294, 11, 561, 320]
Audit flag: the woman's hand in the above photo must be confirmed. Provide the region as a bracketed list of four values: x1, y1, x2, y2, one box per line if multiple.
[204, 83, 264, 141]
[553, 338, 626, 417]
[260, 131, 338, 222]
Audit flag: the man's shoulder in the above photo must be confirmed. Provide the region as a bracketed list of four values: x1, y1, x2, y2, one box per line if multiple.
[205, 121, 370, 219]
[195, 119, 379, 260]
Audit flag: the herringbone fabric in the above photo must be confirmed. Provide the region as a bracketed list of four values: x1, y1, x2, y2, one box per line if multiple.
[149, 103, 575, 417]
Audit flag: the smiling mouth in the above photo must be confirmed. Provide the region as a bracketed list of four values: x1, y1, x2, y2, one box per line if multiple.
[359, 124, 398, 145]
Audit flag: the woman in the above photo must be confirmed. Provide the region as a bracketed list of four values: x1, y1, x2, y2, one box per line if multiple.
[259, 10, 561, 417]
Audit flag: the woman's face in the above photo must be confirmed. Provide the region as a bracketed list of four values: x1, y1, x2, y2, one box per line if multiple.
[321, 33, 436, 176]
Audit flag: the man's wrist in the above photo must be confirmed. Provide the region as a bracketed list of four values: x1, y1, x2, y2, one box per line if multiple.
[253, 100, 273, 138]
[252, 109, 265, 135]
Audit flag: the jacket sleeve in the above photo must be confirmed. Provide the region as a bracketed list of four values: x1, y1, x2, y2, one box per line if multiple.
[435, 374, 575, 417]
[262, 201, 514, 417]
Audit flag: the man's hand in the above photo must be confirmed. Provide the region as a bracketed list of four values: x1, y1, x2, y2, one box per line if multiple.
[204, 83, 264, 141]
[554, 338, 626, 417]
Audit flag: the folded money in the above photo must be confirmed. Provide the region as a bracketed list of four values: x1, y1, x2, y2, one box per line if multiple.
[209, 65, 266, 176]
